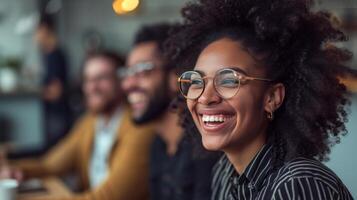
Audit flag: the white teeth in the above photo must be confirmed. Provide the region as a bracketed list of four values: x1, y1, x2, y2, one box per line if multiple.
[128, 92, 146, 104]
[202, 114, 228, 123]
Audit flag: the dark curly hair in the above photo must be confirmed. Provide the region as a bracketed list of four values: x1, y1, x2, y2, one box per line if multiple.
[134, 23, 179, 71]
[165, 0, 356, 166]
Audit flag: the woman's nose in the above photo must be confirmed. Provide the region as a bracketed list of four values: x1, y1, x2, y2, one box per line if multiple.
[197, 80, 221, 105]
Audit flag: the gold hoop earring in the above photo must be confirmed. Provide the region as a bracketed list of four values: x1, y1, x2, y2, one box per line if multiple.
[267, 111, 274, 121]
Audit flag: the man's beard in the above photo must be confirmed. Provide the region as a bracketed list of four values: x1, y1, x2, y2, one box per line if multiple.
[133, 84, 171, 125]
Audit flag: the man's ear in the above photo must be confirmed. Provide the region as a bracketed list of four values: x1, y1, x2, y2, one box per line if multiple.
[168, 71, 178, 93]
[264, 83, 285, 113]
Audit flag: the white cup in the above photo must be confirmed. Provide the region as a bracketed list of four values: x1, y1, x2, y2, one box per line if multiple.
[0, 179, 18, 200]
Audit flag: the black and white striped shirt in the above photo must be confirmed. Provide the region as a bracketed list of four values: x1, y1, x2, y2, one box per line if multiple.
[212, 144, 353, 200]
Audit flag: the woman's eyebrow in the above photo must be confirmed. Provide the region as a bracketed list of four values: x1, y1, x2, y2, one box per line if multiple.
[194, 69, 205, 76]
[193, 67, 248, 76]
[227, 67, 248, 75]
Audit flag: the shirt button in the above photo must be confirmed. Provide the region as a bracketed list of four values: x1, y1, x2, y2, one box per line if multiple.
[230, 177, 238, 185]
[248, 182, 255, 189]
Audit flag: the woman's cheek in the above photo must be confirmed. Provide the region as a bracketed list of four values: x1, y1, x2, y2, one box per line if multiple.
[186, 101, 198, 122]
[186, 100, 194, 115]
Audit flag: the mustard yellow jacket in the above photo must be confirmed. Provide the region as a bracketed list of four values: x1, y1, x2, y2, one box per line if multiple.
[12, 108, 155, 200]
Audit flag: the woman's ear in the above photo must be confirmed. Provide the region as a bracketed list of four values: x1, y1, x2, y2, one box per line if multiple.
[264, 83, 285, 113]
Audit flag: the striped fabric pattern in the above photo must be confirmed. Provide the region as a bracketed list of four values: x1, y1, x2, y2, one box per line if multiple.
[211, 145, 353, 200]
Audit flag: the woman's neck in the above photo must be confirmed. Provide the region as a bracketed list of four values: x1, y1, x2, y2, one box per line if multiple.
[225, 132, 267, 175]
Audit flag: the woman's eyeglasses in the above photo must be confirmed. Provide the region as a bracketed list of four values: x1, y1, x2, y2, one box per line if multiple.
[178, 68, 273, 100]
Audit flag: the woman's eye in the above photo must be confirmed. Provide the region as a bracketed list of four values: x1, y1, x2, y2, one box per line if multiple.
[219, 79, 239, 87]
[191, 79, 204, 88]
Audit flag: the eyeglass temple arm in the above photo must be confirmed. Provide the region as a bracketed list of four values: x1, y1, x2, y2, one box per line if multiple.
[178, 76, 272, 83]
[245, 76, 273, 82]
[177, 78, 193, 83]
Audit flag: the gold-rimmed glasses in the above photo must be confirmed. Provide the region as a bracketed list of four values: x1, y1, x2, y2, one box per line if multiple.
[178, 68, 273, 100]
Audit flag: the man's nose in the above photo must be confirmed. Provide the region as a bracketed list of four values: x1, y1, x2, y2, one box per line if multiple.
[122, 75, 138, 91]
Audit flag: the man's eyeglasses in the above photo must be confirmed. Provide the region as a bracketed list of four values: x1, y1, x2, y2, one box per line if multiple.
[118, 62, 156, 78]
[177, 68, 273, 100]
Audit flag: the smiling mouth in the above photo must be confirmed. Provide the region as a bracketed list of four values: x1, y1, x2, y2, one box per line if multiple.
[127, 92, 148, 110]
[199, 113, 235, 132]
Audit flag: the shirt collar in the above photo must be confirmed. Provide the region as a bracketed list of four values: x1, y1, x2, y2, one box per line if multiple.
[221, 144, 273, 189]
[243, 144, 273, 187]
[96, 106, 123, 133]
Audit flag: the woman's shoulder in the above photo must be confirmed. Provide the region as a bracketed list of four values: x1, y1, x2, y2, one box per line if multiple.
[281, 157, 339, 180]
[271, 157, 352, 199]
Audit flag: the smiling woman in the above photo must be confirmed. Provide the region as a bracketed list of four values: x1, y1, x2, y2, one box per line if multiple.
[166, 0, 355, 199]
[179, 38, 282, 154]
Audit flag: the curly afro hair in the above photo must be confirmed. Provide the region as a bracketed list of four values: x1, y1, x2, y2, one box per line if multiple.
[165, 0, 356, 165]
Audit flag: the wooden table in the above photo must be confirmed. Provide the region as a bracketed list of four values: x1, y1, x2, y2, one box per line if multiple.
[18, 177, 73, 200]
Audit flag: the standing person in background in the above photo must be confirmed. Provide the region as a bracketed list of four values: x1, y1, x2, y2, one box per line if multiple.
[35, 14, 71, 150]
[0, 51, 156, 200]
[121, 23, 218, 200]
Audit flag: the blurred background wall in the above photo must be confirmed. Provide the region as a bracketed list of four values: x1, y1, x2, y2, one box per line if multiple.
[57, 0, 185, 80]
[0, 0, 356, 197]
[0, 0, 43, 149]
[0, 0, 38, 56]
